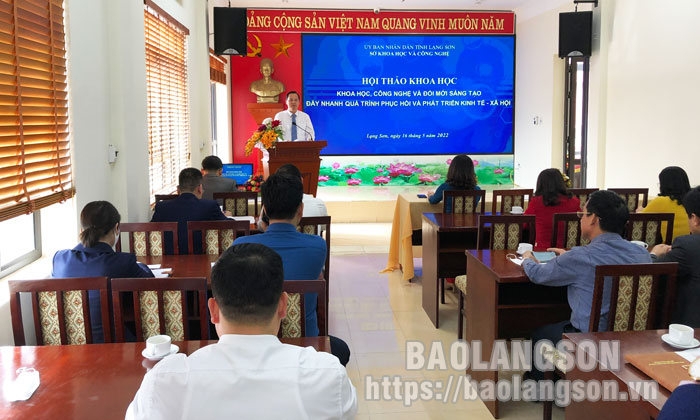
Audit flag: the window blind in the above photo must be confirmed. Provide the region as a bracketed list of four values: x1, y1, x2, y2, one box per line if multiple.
[144, 1, 190, 199]
[209, 49, 227, 84]
[0, 0, 74, 222]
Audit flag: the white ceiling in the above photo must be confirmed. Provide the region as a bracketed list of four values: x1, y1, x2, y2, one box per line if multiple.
[213, 0, 575, 22]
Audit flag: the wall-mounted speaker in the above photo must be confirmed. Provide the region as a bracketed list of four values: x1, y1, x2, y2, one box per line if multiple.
[558, 11, 592, 58]
[213, 7, 247, 56]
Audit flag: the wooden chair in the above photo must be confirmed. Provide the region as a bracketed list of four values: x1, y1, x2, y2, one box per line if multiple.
[541, 262, 678, 419]
[491, 188, 533, 214]
[456, 215, 535, 339]
[297, 216, 332, 323]
[624, 212, 675, 247]
[443, 190, 486, 214]
[214, 191, 259, 216]
[551, 212, 590, 249]
[609, 188, 649, 212]
[187, 220, 250, 255]
[568, 188, 598, 208]
[8, 277, 111, 345]
[116, 221, 179, 256]
[111, 277, 209, 342]
[154, 194, 178, 202]
[278, 279, 327, 338]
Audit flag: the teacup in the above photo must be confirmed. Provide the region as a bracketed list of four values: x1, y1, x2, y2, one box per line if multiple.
[511, 206, 524, 214]
[630, 240, 648, 249]
[146, 334, 172, 357]
[669, 324, 694, 346]
[517, 243, 533, 255]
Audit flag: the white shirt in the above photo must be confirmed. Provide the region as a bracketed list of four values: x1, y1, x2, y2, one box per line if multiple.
[274, 109, 315, 141]
[126, 335, 357, 420]
[303, 193, 328, 217]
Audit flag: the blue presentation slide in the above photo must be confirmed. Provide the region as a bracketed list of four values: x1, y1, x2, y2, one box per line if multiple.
[302, 34, 514, 156]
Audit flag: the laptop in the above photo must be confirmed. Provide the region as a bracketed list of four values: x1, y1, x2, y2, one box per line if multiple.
[221, 163, 254, 185]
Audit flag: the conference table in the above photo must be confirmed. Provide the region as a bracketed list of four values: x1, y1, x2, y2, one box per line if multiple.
[464, 249, 570, 418]
[420, 212, 481, 327]
[0, 337, 330, 419]
[564, 328, 699, 419]
[384, 193, 441, 281]
[137, 254, 219, 283]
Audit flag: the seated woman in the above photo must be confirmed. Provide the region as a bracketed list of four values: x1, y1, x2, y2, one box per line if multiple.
[428, 154, 480, 213]
[52, 201, 153, 342]
[640, 166, 691, 241]
[524, 168, 581, 250]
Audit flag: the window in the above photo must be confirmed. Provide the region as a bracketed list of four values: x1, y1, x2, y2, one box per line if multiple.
[0, 0, 73, 276]
[144, 1, 190, 199]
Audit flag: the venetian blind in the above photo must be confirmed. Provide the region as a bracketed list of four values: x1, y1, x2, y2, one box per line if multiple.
[209, 49, 227, 84]
[0, 0, 74, 222]
[144, 1, 190, 199]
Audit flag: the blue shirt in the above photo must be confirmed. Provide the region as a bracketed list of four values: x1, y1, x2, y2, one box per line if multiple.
[52, 242, 154, 342]
[429, 183, 481, 213]
[233, 223, 326, 336]
[522, 232, 651, 331]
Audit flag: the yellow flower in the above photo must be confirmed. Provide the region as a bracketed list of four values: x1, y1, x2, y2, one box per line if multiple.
[244, 119, 284, 156]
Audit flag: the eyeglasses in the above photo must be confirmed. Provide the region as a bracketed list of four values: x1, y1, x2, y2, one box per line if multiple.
[576, 211, 592, 219]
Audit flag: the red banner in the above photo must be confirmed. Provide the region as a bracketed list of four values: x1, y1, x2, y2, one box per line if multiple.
[247, 9, 515, 35]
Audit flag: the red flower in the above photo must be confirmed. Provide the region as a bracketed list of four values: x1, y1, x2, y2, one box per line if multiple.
[271, 120, 281, 127]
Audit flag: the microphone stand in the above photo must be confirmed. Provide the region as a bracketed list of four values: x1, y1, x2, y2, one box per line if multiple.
[292, 121, 314, 141]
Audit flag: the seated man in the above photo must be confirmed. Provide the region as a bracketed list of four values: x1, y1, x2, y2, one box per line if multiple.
[126, 243, 357, 419]
[233, 172, 350, 366]
[650, 186, 700, 327]
[200, 155, 237, 202]
[521, 190, 651, 379]
[151, 167, 228, 254]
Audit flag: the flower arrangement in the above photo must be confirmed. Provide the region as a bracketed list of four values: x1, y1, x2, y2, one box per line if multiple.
[244, 118, 284, 156]
[243, 175, 265, 192]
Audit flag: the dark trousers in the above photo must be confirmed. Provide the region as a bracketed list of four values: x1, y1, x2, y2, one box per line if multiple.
[330, 335, 350, 366]
[528, 320, 580, 380]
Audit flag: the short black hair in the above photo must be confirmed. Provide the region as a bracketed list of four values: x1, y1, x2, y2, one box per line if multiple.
[210, 243, 284, 324]
[586, 190, 629, 235]
[178, 168, 203, 192]
[261, 172, 303, 220]
[276, 163, 302, 179]
[658, 166, 691, 205]
[682, 186, 700, 218]
[286, 91, 300, 100]
[201, 155, 224, 171]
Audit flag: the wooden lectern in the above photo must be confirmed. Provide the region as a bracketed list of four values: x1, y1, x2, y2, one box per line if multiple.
[261, 141, 327, 197]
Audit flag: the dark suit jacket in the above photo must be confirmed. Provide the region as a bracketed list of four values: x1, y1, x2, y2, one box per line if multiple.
[201, 174, 237, 202]
[151, 193, 228, 254]
[655, 233, 700, 327]
[657, 383, 700, 420]
[52, 242, 153, 342]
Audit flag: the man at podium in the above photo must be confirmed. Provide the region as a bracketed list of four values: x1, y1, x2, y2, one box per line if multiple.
[274, 91, 315, 142]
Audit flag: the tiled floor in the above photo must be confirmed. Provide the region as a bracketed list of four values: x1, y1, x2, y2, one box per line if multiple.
[329, 223, 564, 419]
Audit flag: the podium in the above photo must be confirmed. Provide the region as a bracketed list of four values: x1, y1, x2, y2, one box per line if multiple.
[261, 141, 327, 197]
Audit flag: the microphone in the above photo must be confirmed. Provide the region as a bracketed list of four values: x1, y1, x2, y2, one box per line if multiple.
[292, 121, 314, 141]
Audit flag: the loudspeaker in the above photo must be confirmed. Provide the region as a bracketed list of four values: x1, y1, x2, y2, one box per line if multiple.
[558, 11, 592, 58]
[213, 7, 247, 56]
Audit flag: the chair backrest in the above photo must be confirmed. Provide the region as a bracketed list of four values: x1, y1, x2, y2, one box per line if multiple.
[589, 263, 678, 332]
[297, 216, 331, 324]
[111, 277, 208, 341]
[187, 220, 250, 255]
[624, 212, 675, 247]
[279, 279, 327, 338]
[214, 191, 259, 217]
[8, 277, 111, 346]
[443, 190, 486, 214]
[116, 222, 179, 256]
[491, 189, 533, 214]
[476, 214, 535, 250]
[568, 188, 598, 208]
[551, 212, 590, 249]
[609, 188, 649, 212]
[154, 194, 178, 202]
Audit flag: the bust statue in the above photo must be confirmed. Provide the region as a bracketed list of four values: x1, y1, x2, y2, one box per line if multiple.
[250, 58, 285, 103]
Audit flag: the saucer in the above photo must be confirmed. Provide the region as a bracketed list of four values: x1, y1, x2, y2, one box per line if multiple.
[661, 334, 700, 349]
[142, 344, 179, 361]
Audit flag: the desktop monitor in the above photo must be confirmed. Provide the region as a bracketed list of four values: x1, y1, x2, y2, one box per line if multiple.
[221, 163, 253, 185]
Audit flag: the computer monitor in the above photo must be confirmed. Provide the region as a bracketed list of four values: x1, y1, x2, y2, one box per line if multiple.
[221, 163, 253, 185]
